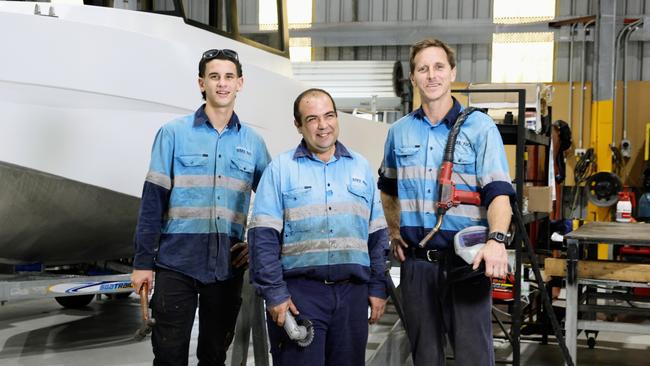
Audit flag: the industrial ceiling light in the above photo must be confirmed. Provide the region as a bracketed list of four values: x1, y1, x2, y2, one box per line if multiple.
[493, 0, 556, 25]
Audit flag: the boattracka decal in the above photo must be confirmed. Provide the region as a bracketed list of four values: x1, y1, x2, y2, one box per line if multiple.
[48, 281, 133, 294]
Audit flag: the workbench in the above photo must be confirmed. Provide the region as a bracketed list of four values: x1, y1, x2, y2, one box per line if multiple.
[563, 221, 650, 365]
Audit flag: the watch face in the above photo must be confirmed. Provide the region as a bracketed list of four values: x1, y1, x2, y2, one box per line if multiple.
[489, 232, 508, 243]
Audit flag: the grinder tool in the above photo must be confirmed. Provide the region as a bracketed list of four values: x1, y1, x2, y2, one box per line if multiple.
[283, 311, 314, 347]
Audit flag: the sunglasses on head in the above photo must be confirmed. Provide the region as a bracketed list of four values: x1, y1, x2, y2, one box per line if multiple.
[202, 49, 239, 61]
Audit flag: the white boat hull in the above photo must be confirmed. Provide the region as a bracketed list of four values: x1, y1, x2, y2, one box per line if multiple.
[0, 2, 388, 264]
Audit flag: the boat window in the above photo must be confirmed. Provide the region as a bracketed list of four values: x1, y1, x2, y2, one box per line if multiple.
[83, 0, 177, 15]
[238, 0, 284, 52]
[183, 0, 235, 34]
[80, 0, 288, 57]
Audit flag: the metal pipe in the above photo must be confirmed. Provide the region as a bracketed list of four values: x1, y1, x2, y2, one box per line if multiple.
[623, 20, 642, 140]
[568, 23, 578, 128]
[612, 24, 628, 146]
[592, 12, 599, 103]
[612, 21, 639, 145]
[418, 214, 444, 248]
[579, 20, 595, 149]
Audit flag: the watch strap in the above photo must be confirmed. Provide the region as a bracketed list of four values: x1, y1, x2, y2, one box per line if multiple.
[487, 231, 508, 244]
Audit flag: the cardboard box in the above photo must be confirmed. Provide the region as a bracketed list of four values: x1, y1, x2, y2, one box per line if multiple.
[524, 186, 553, 213]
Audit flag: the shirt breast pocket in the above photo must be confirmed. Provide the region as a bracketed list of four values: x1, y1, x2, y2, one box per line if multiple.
[230, 157, 254, 182]
[395, 146, 421, 165]
[452, 145, 476, 174]
[282, 186, 314, 234]
[395, 146, 421, 191]
[177, 154, 209, 174]
[347, 182, 371, 204]
[347, 183, 371, 221]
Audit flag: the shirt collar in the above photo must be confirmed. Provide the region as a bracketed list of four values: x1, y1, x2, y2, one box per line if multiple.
[413, 97, 462, 127]
[292, 139, 352, 161]
[193, 104, 241, 131]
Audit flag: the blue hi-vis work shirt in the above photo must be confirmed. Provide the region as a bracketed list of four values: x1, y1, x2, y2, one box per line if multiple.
[248, 140, 389, 307]
[378, 98, 515, 250]
[133, 105, 271, 284]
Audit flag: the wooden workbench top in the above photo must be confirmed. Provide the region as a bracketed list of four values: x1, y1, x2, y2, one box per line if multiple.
[564, 221, 650, 245]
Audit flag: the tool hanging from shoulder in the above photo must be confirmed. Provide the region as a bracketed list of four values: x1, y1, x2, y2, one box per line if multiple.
[418, 107, 483, 248]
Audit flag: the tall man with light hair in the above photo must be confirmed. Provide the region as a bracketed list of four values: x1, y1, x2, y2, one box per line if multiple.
[379, 39, 515, 365]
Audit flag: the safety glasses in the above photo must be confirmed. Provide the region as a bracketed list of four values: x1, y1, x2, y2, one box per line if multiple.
[202, 49, 239, 61]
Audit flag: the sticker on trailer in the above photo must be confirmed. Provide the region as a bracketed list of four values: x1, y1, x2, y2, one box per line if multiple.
[48, 281, 133, 294]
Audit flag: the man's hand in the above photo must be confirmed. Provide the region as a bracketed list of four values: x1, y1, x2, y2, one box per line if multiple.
[472, 240, 508, 278]
[231, 242, 249, 268]
[368, 296, 387, 324]
[268, 298, 299, 327]
[390, 236, 408, 262]
[131, 269, 153, 296]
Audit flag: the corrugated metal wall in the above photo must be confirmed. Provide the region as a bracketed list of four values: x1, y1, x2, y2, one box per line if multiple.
[305, 0, 650, 82]
[556, 0, 650, 82]
[310, 0, 492, 83]
[193, 1, 650, 83]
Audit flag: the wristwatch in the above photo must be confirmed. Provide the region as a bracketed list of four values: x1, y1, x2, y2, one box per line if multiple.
[487, 231, 510, 244]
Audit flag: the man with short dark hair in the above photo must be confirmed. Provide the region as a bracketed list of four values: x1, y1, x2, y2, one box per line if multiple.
[131, 49, 270, 366]
[379, 38, 515, 365]
[248, 88, 388, 366]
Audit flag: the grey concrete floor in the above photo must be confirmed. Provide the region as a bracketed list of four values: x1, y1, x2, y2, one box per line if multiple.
[0, 294, 648, 366]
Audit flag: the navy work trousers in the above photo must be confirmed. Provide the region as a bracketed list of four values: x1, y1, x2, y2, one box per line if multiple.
[150, 267, 243, 366]
[400, 254, 494, 366]
[266, 277, 369, 366]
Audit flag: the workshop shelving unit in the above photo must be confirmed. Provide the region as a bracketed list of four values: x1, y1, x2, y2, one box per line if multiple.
[452, 88, 551, 366]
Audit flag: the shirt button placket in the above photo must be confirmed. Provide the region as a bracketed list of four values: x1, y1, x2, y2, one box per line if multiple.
[324, 165, 334, 264]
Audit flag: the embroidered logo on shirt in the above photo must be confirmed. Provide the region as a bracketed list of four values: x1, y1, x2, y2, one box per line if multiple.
[236, 146, 252, 156]
[352, 177, 367, 186]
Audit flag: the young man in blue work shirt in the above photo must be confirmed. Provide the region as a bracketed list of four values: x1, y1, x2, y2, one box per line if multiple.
[131, 49, 270, 366]
[248, 88, 388, 366]
[378, 39, 515, 366]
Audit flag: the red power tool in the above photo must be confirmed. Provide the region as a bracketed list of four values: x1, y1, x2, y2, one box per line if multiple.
[418, 107, 482, 248]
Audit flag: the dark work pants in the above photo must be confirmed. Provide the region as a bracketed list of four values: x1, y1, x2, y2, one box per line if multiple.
[150, 268, 243, 366]
[266, 278, 369, 366]
[400, 255, 494, 366]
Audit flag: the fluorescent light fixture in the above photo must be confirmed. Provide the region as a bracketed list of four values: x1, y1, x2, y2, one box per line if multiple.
[260, 0, 312, 31]
[493, 0, 555, 24]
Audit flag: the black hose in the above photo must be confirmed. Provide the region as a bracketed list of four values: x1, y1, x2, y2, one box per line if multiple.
[569, 148, 595, 216]
[443, 107, 482, 162]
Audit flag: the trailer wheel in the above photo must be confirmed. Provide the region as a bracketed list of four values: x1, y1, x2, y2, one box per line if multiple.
[55, 295, 94, 308]
[587, 336, 596, 349]
[112, 292, 132, 300]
